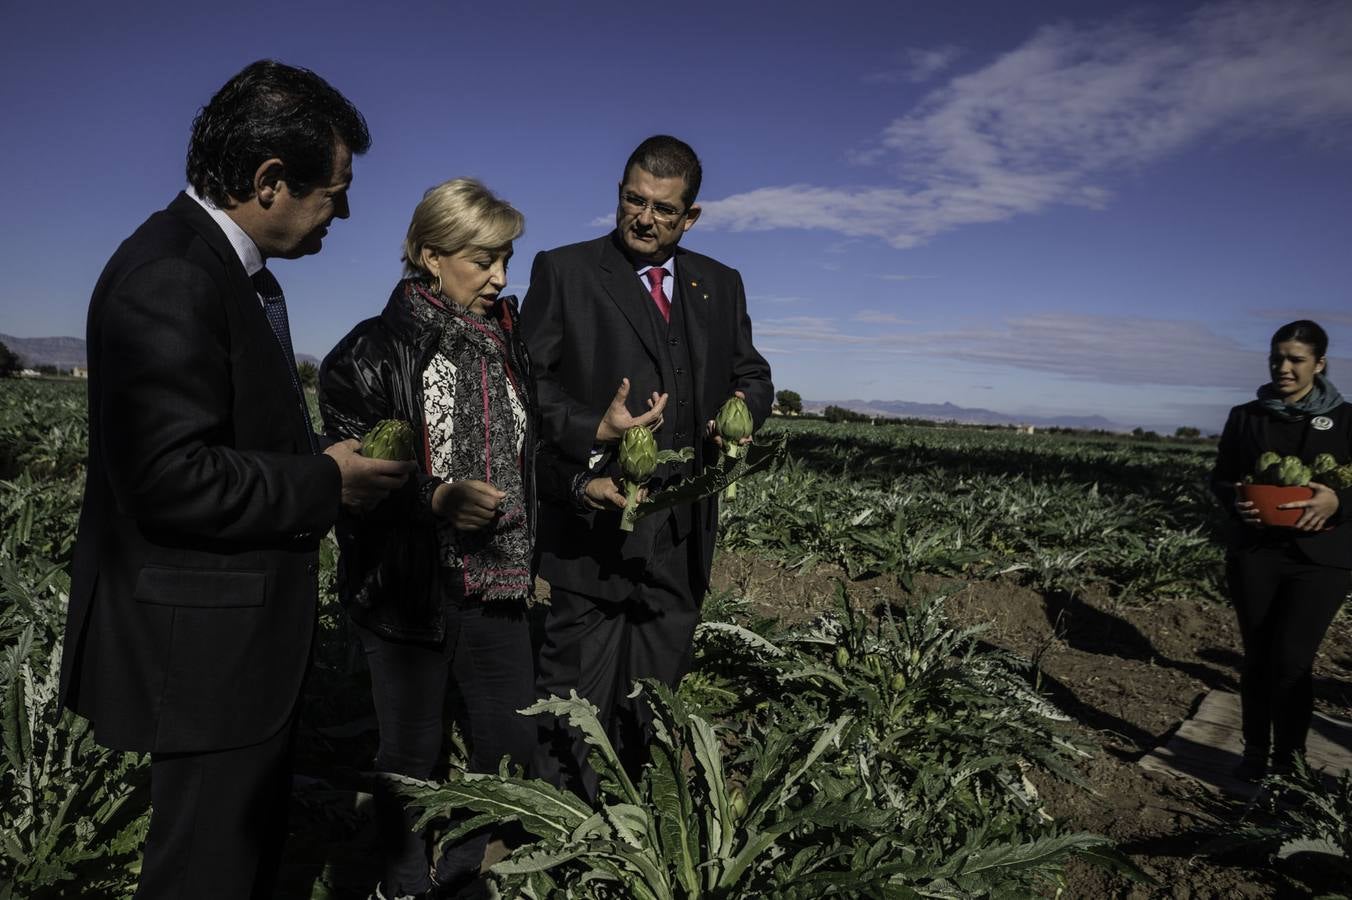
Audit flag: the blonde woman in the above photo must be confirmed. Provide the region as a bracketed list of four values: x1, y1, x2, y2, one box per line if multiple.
[320, 179, 539, 898]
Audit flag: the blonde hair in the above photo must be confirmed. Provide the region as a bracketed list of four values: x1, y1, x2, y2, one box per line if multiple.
[402, 178, 524, 277]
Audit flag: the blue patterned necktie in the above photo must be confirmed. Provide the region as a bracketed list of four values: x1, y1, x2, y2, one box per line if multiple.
[252, 267, 318, 453]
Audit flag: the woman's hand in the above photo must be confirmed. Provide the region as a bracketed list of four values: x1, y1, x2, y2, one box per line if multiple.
[1233, 482, 1263, 528]
[596, 378, 667, 443]
[431, 480, 506, 530]
[1278, 481, 1340, 532]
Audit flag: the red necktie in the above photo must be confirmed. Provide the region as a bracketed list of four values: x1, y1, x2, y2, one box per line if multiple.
[645, 267, 670, 323]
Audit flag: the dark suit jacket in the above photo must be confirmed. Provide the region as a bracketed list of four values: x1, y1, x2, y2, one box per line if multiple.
[59, 192, 341, 753]
[1210, 399, 1352, 569]
[520, 232, 772, 601]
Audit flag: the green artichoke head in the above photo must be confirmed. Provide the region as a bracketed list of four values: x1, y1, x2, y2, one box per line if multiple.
[362, 419, 416, 461]
[1275, 455, 1311, 487]
[1254, 451, 1282, 476]
[1312, 453, 1338, 475]
[1327, 464, 1352, 490]
[716, 396, 753, 443]
[619, 425, 658, 484]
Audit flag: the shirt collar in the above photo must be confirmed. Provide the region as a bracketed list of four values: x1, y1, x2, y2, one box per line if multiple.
[637, 256, 677, 280]
[187, 186, 264, 277]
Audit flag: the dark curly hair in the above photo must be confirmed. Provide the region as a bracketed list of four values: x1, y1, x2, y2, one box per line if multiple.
[187, 60, 371, 206]
[622, 135, 702, 208]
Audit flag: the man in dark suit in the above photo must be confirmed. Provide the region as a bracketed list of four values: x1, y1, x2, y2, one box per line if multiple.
[59, 61, 414, 899]
[521, 135, 772, 798]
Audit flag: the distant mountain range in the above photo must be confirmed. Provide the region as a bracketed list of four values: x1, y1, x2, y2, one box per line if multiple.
[1, 334, 319, 369]
[1, 334, 88, 371]
[802, 399, 1127, 432]
[4, 333, 1130, 431]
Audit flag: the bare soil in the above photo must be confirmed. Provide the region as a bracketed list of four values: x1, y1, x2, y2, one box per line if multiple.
[709, 551, 1352, 899]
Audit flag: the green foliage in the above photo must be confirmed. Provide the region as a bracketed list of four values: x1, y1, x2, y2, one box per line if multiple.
[0, 560, 149, 898]
[396, 586, 1145, 898]
[1207, 760, 1352, 890]
[823, 405, 870, 424]
[0, 341, 21, 379]
[775, 390, 802, 415]
[297, 360, 319, 392]
[719, 419, 1224, 602]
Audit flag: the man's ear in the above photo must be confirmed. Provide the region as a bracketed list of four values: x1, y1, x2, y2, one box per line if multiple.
[251, 158, 286, 207]
[681, 203, 701, 233]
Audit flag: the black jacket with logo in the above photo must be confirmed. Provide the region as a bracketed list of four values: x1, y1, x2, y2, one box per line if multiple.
[1210, 399, 1352, 568]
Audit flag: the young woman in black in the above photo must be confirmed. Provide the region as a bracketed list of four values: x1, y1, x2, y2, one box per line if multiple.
[1211, 320, 1352, 779]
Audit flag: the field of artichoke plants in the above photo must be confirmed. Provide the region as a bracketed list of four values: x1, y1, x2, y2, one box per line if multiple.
[3, 378, 1349, 899]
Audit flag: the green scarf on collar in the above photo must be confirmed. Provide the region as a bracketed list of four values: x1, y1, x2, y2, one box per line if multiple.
[1256, 374, 1344, 422]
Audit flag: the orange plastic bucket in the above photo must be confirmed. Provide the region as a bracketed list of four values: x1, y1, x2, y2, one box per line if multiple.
[1239, 484, 1314, 527]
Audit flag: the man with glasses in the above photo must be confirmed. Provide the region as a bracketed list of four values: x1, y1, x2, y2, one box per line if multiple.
[522, 135, 772, 799]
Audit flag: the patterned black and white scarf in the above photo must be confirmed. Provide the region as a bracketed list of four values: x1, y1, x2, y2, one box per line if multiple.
[406, 279, 531, 602]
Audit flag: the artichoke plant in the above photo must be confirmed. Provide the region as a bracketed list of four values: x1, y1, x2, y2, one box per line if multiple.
[715, 396, 753, 499]
[362, 419, 417, 461]
[618, 424, 657, 531]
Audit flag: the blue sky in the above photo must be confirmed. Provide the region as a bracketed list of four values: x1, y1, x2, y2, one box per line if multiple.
[2, 0, 1349, 432]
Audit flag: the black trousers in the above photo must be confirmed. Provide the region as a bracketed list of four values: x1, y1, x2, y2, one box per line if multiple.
[136, 714, 297, 900]
[535, 517, 702, 802]
[1226, 543, 1349, 757]
[357, 595, 536, 895]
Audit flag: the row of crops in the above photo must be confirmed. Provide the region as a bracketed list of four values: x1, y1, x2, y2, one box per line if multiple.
[2, 378, 1346, 897]
[724, 419, 1226, 602]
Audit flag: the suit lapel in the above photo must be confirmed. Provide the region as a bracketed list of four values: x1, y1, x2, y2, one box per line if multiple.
[169, 193, 261, 324]
[676, 250, 710, 401]
[168, 193, 309, 442]
[598, 234, 662, 363]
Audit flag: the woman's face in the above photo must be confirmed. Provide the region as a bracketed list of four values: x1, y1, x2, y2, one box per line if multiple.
[423, 243, 512, 316]
[1269, 339, 1325, 402]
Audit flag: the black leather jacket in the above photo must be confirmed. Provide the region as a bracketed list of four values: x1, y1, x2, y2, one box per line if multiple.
[319, 281, 545, 641]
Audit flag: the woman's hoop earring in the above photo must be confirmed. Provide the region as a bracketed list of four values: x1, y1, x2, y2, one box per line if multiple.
[436, 274, 444, 296]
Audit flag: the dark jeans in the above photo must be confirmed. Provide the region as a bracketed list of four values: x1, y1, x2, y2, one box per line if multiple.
[357, 594, 536, 895]
[535, 517, 702, 802]
[1226, 544, 1349, 758]
[137, 715, 297, 900]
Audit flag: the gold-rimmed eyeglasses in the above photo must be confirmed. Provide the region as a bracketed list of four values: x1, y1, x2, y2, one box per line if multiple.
[619, 191, 685, 225]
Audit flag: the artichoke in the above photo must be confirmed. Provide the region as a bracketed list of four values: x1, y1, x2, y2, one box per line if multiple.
[618, 425, 657, 532]
[715, 396, 754, 459]
[1312, 453, 1338, 475]
[620, 425, 657, 484]
[1323, 463, 1352, 490]
[1254, 451, 1282, 478]
[729, 786, 748, 820]
[362, 419, 416, 461]
[1274, 455, 1312, 487]
[715, 396, 754, 499]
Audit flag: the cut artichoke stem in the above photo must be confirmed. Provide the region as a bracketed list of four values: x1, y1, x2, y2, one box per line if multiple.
[620, 480, 643, 532]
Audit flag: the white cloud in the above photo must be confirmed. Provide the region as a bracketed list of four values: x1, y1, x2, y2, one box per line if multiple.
[852, 310, 915, 325]
[1247, 308, 1352, 328]
[699, 0, 1352, 248]
[755, 310, 1352, 389]
[863, 45, 963, 84]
